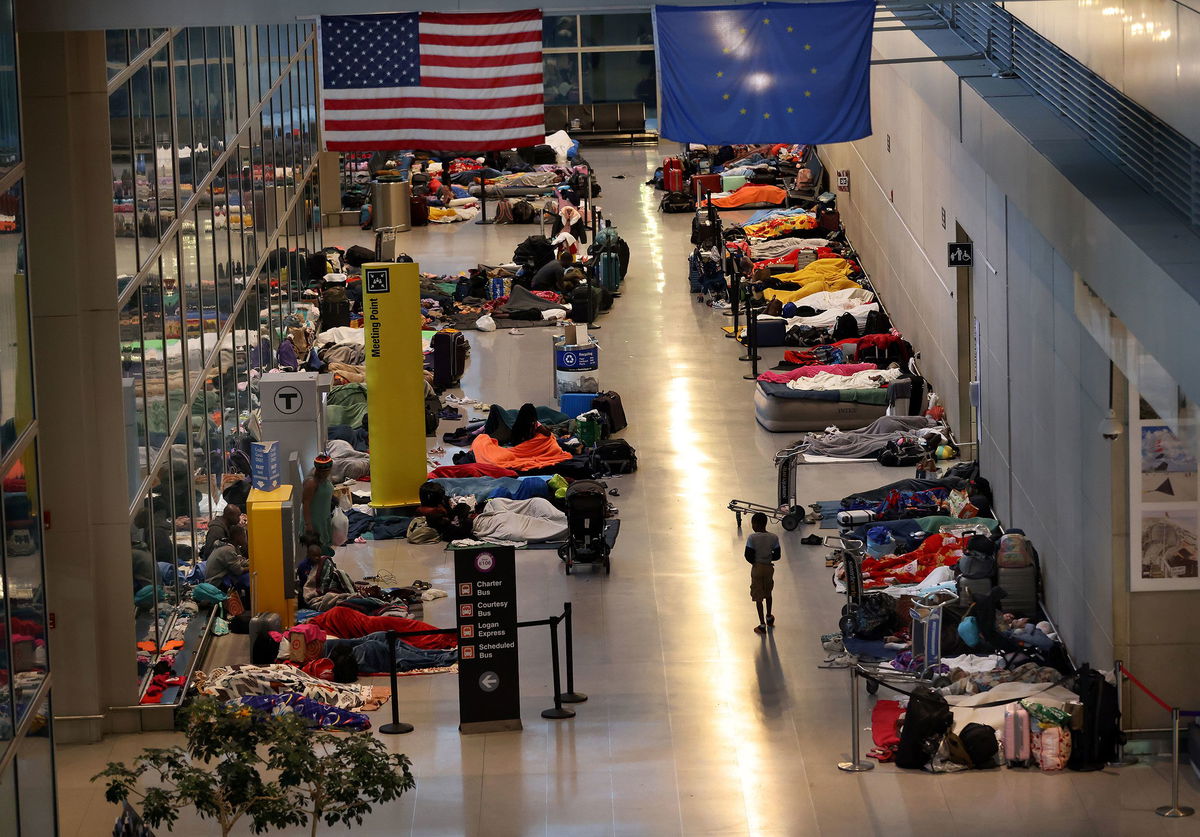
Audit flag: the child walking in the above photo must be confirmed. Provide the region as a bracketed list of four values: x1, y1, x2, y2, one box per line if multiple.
[745, 513, 781, 633]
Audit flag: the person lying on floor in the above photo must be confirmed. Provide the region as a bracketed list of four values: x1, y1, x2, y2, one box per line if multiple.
[324, 631, 459, 673]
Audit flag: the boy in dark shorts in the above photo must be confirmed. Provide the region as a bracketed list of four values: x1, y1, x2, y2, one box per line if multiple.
[745, 513, 781, 633]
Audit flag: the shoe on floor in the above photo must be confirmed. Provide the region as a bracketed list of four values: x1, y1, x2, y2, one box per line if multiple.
[754, 624, 767, 634]
[800, 534, 822, 546]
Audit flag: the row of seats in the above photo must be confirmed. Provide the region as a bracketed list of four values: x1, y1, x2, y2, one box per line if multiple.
[544, 102, 647, 135]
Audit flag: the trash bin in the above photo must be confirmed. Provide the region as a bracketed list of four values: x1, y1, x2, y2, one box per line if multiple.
[372, 181, 411, 231]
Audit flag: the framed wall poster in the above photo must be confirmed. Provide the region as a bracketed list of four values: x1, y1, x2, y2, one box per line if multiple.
[1130, 386, 1200, 591]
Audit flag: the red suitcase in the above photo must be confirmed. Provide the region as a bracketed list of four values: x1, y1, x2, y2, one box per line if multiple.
[692, 173, 722, 202]
[663, 157, 684, 193]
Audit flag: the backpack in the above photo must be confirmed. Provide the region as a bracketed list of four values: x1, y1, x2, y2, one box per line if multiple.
[957, 548, 997, 581]
[1067, 665, 1121, 771]
[329, 644, 359, 683]
[947, 722, 999, 768]
[850, 592, 897, 640]
[895, 686, 953, 769]
[996, 532, 1035, 568]
[876, 439, 925, 467]
[863, 309, 890, 335]
[831, 311, 858, 341]
[511, 200, 536, 224]
[659, 191, 695, 213]
[419, 480, 447, 507]
[494, 198, 514, 224]
[344, 245, 375, 267]
[590, 439, 637, 474]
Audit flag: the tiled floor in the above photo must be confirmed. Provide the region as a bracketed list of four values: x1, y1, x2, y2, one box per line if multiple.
[57, 146, 1200, 836]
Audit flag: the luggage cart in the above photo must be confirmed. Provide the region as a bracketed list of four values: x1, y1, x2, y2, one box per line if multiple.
[859, 589, 957, 695]
[728, 442, 805, 530]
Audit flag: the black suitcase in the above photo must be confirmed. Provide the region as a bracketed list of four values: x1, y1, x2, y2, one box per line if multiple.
[570, 279, 601, 325]
[592, 391, 627, 434]
[431, 330, 468, 390]
[997, 564, 1039, 617]
[344, 245, 375, 267]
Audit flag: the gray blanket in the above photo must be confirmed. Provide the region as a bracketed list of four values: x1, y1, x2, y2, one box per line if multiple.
[802, 415, 943, 458]
[498, 284, 564, 314]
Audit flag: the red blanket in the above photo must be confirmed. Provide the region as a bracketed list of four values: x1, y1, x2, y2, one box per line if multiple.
[310, 607, 458, 649]
[428, 463, 517, 479]
[859, 534, 963, 589]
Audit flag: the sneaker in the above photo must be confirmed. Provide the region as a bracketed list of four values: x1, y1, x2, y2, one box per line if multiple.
[754, 624, 767, 634]
[766, 615, 775, 626]
[710, 300, 732, 310]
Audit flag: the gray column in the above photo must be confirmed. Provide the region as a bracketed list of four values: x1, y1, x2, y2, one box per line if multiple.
[20, 29, 140, 742]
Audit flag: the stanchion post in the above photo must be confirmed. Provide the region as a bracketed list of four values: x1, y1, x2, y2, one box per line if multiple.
[741, 300, 761, 374]
[837, 666, 874, 772]
[560, 602, 587, 704]
[1108, 660, 1138, 767]
[541, 615, 576, 720]
[738, 291, 759, 362]
[379, 630, 414, 734]
[1155, 707, 1195, 818]
[474, 174, 493, 225]
[728, 269, 741, 336]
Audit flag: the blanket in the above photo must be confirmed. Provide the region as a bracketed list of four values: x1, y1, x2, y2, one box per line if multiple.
[742, 212, 819, 239]
[472, 497, 568, 543]
[786, 367, 900, 391]
[784, 302, 879, 331]
[428, 464, 518, 479]
[326, 382, 369, 429]
[327, 439, 371, 481]
[758, 363, 878, 384]
[783, 288, 874, 311]
[318, 326, 365, 346]
[430, 476, 553, 504]
[757, 382, 891, 403]
[309, 607, 458, 649]
[496, 284, 564, 315]
[194, 664, 388, 710]
[709, 184, 787, 209]
[749, 236, 829, 259]
[472, 433, 571, 470]
[232, 693, 371, 730]
[801, 415, 943, 457]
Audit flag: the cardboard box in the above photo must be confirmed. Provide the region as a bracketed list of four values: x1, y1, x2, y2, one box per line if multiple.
[251, 441, 281, 491]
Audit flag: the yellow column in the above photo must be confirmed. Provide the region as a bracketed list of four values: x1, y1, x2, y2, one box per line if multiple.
[246, 485, 297, 625]
[363, 261, 427, 507]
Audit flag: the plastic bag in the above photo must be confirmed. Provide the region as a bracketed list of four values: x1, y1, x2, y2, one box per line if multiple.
[476, 313, 496, 332]
[331, 506, 349, 546]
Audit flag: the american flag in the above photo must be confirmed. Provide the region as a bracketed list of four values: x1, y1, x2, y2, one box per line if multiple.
[319, 10, 545, 151]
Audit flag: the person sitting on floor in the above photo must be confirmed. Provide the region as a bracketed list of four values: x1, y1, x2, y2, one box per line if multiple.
[530, 251, 574, 292]
[201, 504, 242, 560]
[205, 525, 250, 593]
[299, 541, 356, 611]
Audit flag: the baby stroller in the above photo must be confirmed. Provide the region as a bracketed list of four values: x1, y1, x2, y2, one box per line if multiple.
[558, 480, 613, 575]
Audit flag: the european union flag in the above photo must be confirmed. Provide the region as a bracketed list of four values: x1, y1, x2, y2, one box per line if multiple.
[654, 0, 874, 145]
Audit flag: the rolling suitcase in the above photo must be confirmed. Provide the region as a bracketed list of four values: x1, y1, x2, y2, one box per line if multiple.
[997, 564, 1039, 617]
[597, 250, 621, 293]
[692, 173, 722, 202]
[591, 390, 627, 434]
[410, 194, 429, 227]
[570, 277, 602, 324]
[1003, 704, 1032, 767]
[663, 157, 684, 193]
[431, 329, 468, 389]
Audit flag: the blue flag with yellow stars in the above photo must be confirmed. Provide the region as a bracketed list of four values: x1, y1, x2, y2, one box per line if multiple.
[654, 0, 874, 145]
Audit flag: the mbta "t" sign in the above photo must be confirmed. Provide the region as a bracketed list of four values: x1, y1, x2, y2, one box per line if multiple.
[274, 386, 303, 414]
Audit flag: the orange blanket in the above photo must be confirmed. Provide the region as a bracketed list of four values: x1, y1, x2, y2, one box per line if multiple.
[710, 184, 787, 209]
[471, 433, 571, 470]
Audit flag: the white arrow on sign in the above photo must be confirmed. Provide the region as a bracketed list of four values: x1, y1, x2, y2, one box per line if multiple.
[478, 671, 500, 692]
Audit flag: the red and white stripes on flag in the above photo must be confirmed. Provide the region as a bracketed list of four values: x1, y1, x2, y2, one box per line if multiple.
[320, 10, 545, 151]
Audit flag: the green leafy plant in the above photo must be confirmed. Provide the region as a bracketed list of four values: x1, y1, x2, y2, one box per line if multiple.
[93, 698, 414, 836]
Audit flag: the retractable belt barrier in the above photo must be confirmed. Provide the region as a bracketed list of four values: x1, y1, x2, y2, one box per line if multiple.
[376, 601, 587, 735]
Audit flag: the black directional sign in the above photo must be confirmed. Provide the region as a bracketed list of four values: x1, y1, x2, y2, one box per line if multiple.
[455, 546, 521, 732]
[948, 242, 974, 268]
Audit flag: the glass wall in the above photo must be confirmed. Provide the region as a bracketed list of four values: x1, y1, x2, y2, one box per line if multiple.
[0, 0, 55, 832]
[108, 23, 321, 704]
[541, 12, 657, 123]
